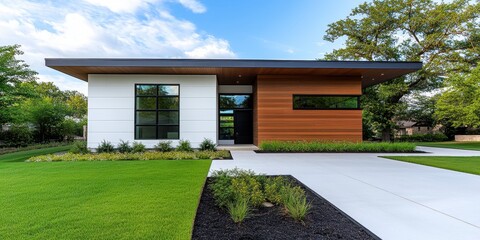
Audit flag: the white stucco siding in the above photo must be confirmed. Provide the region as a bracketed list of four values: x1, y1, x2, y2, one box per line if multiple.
[87, 74, 217, 149]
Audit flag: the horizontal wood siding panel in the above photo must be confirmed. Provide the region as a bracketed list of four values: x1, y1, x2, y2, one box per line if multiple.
[255, 75, 362, 145]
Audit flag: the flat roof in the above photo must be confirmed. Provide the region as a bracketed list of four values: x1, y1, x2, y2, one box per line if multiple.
[45, 58, 422, 87]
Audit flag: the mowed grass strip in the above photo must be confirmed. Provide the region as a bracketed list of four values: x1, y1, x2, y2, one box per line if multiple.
[418, 142, 480, 151]
[383, 156, 480, 175]
[0, 144, 73, 163]
[0, 160, 211, 239]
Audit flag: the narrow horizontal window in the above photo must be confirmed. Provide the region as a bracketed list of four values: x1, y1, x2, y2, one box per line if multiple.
[293, 95, 360, 110]
[135, 84, 180, 140]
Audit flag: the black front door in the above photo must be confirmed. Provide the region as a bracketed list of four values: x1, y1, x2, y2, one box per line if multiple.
[234, 110, 253, 144]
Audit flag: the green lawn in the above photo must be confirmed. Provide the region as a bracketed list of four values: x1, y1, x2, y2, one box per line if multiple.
[383, 156, 480, 175]
[417, 141, 480, 151]
[0, 147, 212, 239]
[0, 144, 73, 162]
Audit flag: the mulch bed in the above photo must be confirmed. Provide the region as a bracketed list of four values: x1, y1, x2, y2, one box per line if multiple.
[192, 176, 379, 240]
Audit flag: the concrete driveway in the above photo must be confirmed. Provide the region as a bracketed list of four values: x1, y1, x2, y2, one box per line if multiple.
[210, 147, 480, 240]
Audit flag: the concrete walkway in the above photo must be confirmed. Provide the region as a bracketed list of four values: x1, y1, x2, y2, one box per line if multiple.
[210, 146, 480, 240]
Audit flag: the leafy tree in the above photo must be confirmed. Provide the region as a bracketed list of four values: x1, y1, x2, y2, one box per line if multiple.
[64, 91, 88, 119]
[436, 65, 480, 128]
[397, 93, 439, 127]
[21, 97, 69, 142]
[323, 0, 480, 140]
[0, 45, 37, 124]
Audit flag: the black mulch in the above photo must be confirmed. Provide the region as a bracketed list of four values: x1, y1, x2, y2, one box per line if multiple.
[192, 176, 379, 240]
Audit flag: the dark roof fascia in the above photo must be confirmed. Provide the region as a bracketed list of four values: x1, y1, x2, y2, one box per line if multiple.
[45, 58, 422, 70]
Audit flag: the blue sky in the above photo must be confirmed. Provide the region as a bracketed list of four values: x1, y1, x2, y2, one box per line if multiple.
[0, 0, 364, 94]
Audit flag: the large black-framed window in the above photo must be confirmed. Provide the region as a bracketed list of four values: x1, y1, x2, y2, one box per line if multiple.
[293, 95, 360, 110]
[135, 84, 179, 139]
[219, 94, 252, 140]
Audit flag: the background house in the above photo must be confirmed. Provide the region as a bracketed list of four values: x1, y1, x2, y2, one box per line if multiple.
[396, 120, 441, 136]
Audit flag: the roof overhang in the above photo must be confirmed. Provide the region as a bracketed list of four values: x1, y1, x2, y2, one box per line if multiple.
[45, 58, 422, 88]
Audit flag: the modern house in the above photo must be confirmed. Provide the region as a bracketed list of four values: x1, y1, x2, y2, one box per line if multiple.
[45, 59, 422, 149]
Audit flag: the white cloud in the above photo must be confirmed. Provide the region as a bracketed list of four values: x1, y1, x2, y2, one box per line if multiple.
[0, 0, 235, 95]
[177, 0, 206, 13]
[186, 37, 235, 58]
[83, 0, 157, 13]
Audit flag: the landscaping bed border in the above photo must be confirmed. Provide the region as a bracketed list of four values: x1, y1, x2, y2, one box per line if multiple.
[192, 175, 380, 240]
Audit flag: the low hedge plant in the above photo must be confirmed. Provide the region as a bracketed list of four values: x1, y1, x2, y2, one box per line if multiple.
[396, 133, 448, 142]
[259, 140, 417, 153]
[26, 150, 231, 162]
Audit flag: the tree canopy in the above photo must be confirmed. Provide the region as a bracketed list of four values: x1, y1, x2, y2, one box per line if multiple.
[323, 0, 480, 140]
[0, 45, 38, 124]
[436, 65, 480, 128]
[0, 44, 87, 146]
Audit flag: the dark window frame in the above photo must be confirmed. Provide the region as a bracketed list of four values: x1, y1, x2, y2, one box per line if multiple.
[292, 94, 361, 110]
[134, 84, 180, 140]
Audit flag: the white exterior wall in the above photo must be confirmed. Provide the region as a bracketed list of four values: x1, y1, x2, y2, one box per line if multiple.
[88, 74, 217, 149]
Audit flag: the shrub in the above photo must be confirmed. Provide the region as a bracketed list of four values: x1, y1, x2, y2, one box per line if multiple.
[97, 140, 115, 153]
[132, 141, 146, 153]
[69, 141, 89, 154]
[264, 176, 290, 204]
[210, 176, 235, 208]
[154, 141, 173, 152]
[117, 140, 132, 153]
[199, 138, 216, 151]
[231, 175, 265, 207]
[1, 124, 33, 147]
[259, 140, 416, 153]
[210, 168, 256, 208]
[397, 133, 448, 142]
[176, 139, 193, 152]
[281, 186, 311, 221]
[227, 197, 250, 224]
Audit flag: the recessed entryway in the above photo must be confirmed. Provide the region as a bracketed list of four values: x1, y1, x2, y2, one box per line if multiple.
[218, 85, 254, 145]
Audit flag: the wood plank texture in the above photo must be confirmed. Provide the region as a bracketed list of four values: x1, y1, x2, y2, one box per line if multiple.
[255, 75, 363, 145]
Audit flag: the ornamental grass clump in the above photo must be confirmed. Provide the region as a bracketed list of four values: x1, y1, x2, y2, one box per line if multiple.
[132, 142, 146, 153]
[97, 140, 115, 153]
[117, 140, 132, 153]
[154, 141, 173, 152]
[176, 140, 193, 152]
[281, 185, 311, 221]
[227, 197, 250, 224]
[199, 138, 216, 151]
